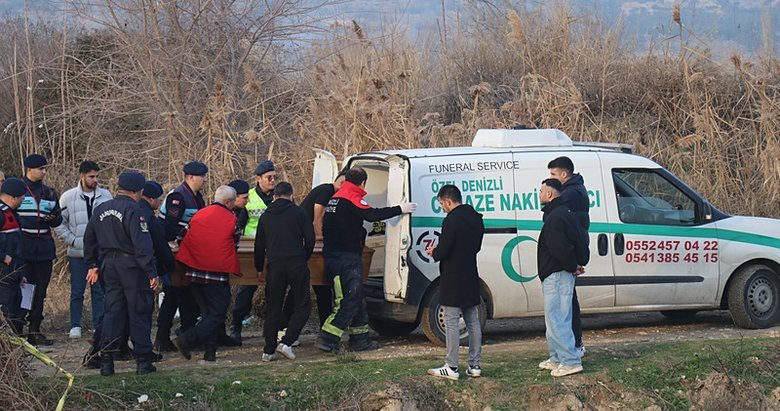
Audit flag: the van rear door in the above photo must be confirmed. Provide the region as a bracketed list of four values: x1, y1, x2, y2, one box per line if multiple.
[383, 155, 412, 302]
[312, 149, 338, 188]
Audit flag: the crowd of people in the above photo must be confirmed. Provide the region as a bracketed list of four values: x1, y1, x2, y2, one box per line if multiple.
[0, 154, 589, 379]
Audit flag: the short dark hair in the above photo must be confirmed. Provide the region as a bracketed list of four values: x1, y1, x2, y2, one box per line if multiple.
[79, 161, 100, 174]
[437, 184, 462, 203]
[274, 181, 293, 197]
[541, 178, 563, 193]
[547, 156, 574, 175]
[345, 167, 368, 185]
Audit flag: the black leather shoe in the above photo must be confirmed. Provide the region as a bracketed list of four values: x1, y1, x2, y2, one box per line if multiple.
[100, 353, 115, 377]
[173, 336, 192, 360]
[136, 354, 157, 375]
[204, 349, 216, 362]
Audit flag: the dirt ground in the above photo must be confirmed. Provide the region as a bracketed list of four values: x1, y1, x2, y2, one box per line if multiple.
[26, 310, 780, 376]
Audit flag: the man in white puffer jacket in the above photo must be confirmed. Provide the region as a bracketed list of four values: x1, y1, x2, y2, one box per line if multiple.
[55, 161, 113, 339]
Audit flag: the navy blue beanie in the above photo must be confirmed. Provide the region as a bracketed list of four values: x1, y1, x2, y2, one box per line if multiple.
[183, 161, 208, 176]
[254, 160, 274, 176]
[117, 171, 146, 192]
[1, 177, 26, 197]
[23, 154, 48, 168]
[228, 179, 250, 195]
[143, 181, 164, 198]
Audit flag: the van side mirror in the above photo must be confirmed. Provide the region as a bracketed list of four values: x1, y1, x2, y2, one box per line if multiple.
[702, 203, 713, 221]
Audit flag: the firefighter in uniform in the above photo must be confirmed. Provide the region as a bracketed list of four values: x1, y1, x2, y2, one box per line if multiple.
[17, 154, 62, 346]
[0, 178, 27, 335]
[229, 160, 276, 341]
[316, 167, 416, 352]
[84, 171, 159, 376]
[154, 161, 207, 351]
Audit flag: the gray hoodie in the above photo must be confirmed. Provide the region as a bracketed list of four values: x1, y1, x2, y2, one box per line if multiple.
[55, 182, 112, 258]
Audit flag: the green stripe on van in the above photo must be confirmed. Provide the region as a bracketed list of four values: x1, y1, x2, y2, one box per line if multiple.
[410, 217, 780, 250]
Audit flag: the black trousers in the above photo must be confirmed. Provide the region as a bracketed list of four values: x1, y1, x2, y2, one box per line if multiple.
[0, 264, 24, 334]
[99, 256, 154, 354]
[313, 284, 333, 326]
[20, 259, 52, 324]
[263, 259, 311, 354]
[186, 282, 231, 351]
[572, 289, 583, 348]
[321, 252, 369, 337]
[157, 284, 200, 332]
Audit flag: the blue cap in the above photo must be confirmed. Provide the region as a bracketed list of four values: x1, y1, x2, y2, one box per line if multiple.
[143, 181, 164, 198]
[228, 179, 250, 195]
[254, 160, 274, 176]
[183, 161, 208, 176]
[1, 177, 26, 197]
[117, 171, 146, 192]
[23, 154, 48, 168]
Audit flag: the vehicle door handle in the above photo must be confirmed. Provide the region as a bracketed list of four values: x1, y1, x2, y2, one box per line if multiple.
[614, 233, 625, 255]
[597, 234, 608, 256]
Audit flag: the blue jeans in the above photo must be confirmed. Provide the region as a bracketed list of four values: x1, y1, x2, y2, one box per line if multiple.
[69, 257, 105, 329]
[543, 270, 580, 367]
[444, 305, 481, 369]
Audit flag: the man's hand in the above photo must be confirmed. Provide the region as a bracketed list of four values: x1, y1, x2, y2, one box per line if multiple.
[3, 255, 11, 265]
[425, 246, 435, 256]
[86, 268, 99, 285]
[19, 276, 27, 286]
[150, 277, 159, 289]
[574, 265, 586, 276]
[256, 271, 264, 284]
[399, 202, 417, 214]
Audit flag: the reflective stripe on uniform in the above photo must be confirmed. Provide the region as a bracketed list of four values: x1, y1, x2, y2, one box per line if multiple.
[321, 275, 344, 337]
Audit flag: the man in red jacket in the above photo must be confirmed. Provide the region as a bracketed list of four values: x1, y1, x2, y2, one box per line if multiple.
[173, 185, 241, 362]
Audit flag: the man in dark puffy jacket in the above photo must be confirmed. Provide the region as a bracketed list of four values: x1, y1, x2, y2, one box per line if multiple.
[537, 178, 589, 378]
[548, 156, 589, 357]
[254, 182, 315, 361]
[426, 184, 484, 381]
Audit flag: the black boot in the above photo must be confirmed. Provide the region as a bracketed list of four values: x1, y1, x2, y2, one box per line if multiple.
[27, 322, 53, 346]
[315, 332, 342, 354]
[136, 353, 157, 375]
[100, 352, 115, 377]
[82, 344, 101, 369]
[219, 328, 242, 347]
[154, 327, 178, 352]
[348, 333, 380, 352]
[203, 348, 216, 362]
[229, 324, 242, 342]
[173, 335, 192, 360]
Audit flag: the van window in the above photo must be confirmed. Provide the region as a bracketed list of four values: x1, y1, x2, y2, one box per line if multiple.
[612, 169, 697, 226]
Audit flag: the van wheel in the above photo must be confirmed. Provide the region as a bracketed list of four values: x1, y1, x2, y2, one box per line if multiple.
[420, 284, 487, 347]
[728, 264, 780, 328]
[660, 310, 698, 319]
[368, 319, 419, 337]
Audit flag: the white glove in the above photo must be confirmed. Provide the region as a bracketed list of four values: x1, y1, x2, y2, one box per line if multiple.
[399, 202, 417, 214]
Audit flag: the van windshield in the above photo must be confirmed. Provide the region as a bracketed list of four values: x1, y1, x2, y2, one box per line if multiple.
[613, 169, 697, 226]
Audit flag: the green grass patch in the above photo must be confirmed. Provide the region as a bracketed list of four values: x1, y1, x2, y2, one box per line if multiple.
[34, 337, 780, 410]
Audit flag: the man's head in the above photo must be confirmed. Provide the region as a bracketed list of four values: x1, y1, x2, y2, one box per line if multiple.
[117, 171, 146, 201]
[183, 161, 208, 192]
[23, 154, 48, 182]
[0, 177, 26, 209]
[547, 156, 575, 184]
[273, 181, 293, 201]
[214, 185, 237, 209]
[333, 169, 347, 190]
[78, 160, 101, 192]
[228, 179, 250, 209]
[142, 181, 164, 210]
[344, 167, 368, 188]
[254, 160, 276, 193]
[437, 184, 462, 213]
[539, 178, 563, 206]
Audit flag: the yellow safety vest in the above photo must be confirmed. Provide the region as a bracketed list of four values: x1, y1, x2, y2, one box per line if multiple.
[244, 187, 270, 238]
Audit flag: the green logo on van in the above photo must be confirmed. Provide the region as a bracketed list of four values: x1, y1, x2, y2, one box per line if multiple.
[501, 236, 538, 283]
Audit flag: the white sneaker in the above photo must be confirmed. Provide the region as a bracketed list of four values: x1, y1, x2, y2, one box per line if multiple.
[538, 359, 558, 371]
[551, 364, 583, 377]
[427, 365, 459, 381]
[466, 366, 481, 378]
[276, 343, 296, 360]
[261, 353, 277, 362]
[69, 327, 82, 339]
[576, 345, 586, 358]
[278, 329, 300, 347]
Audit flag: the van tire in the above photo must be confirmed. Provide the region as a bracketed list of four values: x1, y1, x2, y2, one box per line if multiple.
[728, 264, 780, 329]
[420, 284, 487, 347]
[368, 319, 419, 337]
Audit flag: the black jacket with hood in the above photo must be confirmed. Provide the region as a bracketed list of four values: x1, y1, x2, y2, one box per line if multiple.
[254, 198, 315, 271]
[560, 173, 590, 230]
[431, 204, 485, 308]
[537, 197, 590, 282]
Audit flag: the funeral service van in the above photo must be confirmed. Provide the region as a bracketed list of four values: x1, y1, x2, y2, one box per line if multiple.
[311, 128, 780, 345]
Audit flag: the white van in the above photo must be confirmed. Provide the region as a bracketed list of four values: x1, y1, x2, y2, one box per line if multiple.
[312, 128, 780, 345]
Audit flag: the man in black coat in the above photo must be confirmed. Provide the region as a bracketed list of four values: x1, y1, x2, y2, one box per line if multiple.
[536, 178, 589, 378]
[548, 156, 589, 356]
[254, 182, 315, 361]
[426, 185, 484, 381]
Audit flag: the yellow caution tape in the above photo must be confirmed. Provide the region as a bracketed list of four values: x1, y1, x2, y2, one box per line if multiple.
[0, 333, 74, 411]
